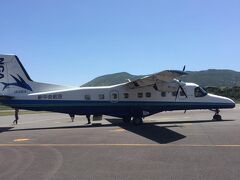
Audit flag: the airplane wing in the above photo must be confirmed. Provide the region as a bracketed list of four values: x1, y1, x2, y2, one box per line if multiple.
[126, 70, 187, 89]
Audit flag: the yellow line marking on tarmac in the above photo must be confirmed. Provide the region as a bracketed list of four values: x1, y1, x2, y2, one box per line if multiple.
[13, 138, 30, 142]
[0, 144, 239, 147]
[109, 128, 126, 132]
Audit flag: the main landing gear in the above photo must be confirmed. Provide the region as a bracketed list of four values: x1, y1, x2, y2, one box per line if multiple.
[132, 117, 143, 125]
[123, 116, 143, 125]
[212, 109, 222, 121]
[123, 116, 131, 123]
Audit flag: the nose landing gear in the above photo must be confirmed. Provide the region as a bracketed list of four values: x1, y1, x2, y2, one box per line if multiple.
[212, 109, 222, 121]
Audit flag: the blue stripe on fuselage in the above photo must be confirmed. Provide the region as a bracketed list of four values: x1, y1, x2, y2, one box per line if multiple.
[1, 99, 235, 117]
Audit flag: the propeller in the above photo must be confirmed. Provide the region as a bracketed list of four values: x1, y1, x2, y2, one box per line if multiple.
[175, 65, 187, 101]
[182, 65, 186, 72]
[179, 65, 186, 83]
[175, 83, 188, 101]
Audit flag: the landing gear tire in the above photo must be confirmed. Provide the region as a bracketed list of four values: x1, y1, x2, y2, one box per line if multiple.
[213, 114, 222, 121]
[132, 117, 143, 125]
[212, 109, 222, 121]
[123, 117, 131, 123]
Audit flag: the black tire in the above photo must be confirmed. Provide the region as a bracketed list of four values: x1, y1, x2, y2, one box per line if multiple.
[213, 114, 222, 121]
[132, 117, 143, 125]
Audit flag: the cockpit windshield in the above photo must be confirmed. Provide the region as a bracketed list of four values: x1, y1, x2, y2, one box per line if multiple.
[194, 87, 207, 97]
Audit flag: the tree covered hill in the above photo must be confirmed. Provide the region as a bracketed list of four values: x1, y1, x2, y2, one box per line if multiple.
[181, 69, 240, 87]
[82, 69, 240, 87]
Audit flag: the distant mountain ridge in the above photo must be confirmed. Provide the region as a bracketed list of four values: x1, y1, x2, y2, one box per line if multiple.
[82, 72, 144, 87]
[181, 69, 240, 87]
[82, 69, 240, 87]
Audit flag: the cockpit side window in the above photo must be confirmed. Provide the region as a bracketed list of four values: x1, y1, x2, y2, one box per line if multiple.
[194, 87, 207, 97]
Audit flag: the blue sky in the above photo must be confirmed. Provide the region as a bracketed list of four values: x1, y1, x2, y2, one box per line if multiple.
[1, 0, 240, 86]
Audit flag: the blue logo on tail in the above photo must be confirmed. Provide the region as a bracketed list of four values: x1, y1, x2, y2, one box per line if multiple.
[1, 74, 32, 91]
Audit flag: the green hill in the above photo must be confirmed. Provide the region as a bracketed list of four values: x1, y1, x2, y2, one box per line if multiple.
[82, 69, 240, 87]
[181, 69, 240, 87]
[82, 72, 144, 87]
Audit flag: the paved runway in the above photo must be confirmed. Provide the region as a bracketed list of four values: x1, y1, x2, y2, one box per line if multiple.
[0, 106, 239, 180]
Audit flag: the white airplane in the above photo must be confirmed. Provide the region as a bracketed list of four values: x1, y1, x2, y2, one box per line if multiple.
[0, 54, 235, 125]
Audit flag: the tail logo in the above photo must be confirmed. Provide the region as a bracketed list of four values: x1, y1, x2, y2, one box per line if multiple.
[1, 74, 32, 91]
[0, 58, 4, 79]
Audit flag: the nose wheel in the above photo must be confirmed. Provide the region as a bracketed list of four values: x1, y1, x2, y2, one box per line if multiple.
[212, 109, 222, 121]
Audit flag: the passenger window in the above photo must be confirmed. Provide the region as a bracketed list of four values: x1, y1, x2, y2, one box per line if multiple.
[161, 92, 166, 97]
[172, 91, 177, 96]
[98, 94, 105, 100]
[123, 93, 129, 99]
[194, 87, 207, 97]
[146, 92, 151, 98]
[138, 93, 143, 98]
[112, 93, 118, 99]
[85, 95, 91, 100]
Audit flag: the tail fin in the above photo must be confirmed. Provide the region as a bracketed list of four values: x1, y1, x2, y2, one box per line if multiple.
[0, 54, 70, 96]
[0, 54, 33, 95]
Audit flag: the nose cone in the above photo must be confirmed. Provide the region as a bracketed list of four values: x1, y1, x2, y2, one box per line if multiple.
[208, 94, 235, 109]
[225, 97, 236, 108]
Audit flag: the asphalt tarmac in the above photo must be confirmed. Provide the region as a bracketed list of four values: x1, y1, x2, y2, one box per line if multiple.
[0, 106, 239, 180]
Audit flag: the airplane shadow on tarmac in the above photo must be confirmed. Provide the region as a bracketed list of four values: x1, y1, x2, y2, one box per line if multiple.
[3, 119, 234, 144]
[106, 119, 186, 144]
[105, 119, 234, 144]
[0, 127, 14, 133]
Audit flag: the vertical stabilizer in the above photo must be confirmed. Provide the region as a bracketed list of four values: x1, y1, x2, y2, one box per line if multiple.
[0, 54, 70, 97]
[0, 54, 33, 96]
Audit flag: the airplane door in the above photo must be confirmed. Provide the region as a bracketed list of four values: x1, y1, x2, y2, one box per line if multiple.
[110, 90, 119, 103]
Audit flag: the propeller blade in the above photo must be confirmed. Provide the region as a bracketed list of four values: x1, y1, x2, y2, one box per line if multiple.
[175, 86, 180, 101]
[179, 85, 188, 98]
[182, 65, 186, 72]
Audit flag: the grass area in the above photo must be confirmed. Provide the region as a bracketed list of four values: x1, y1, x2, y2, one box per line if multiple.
[235, 100, 240, 104]
[0, 105, 12, 110]
[0, 105, 47, 116]
[0, 110, 47, 116]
